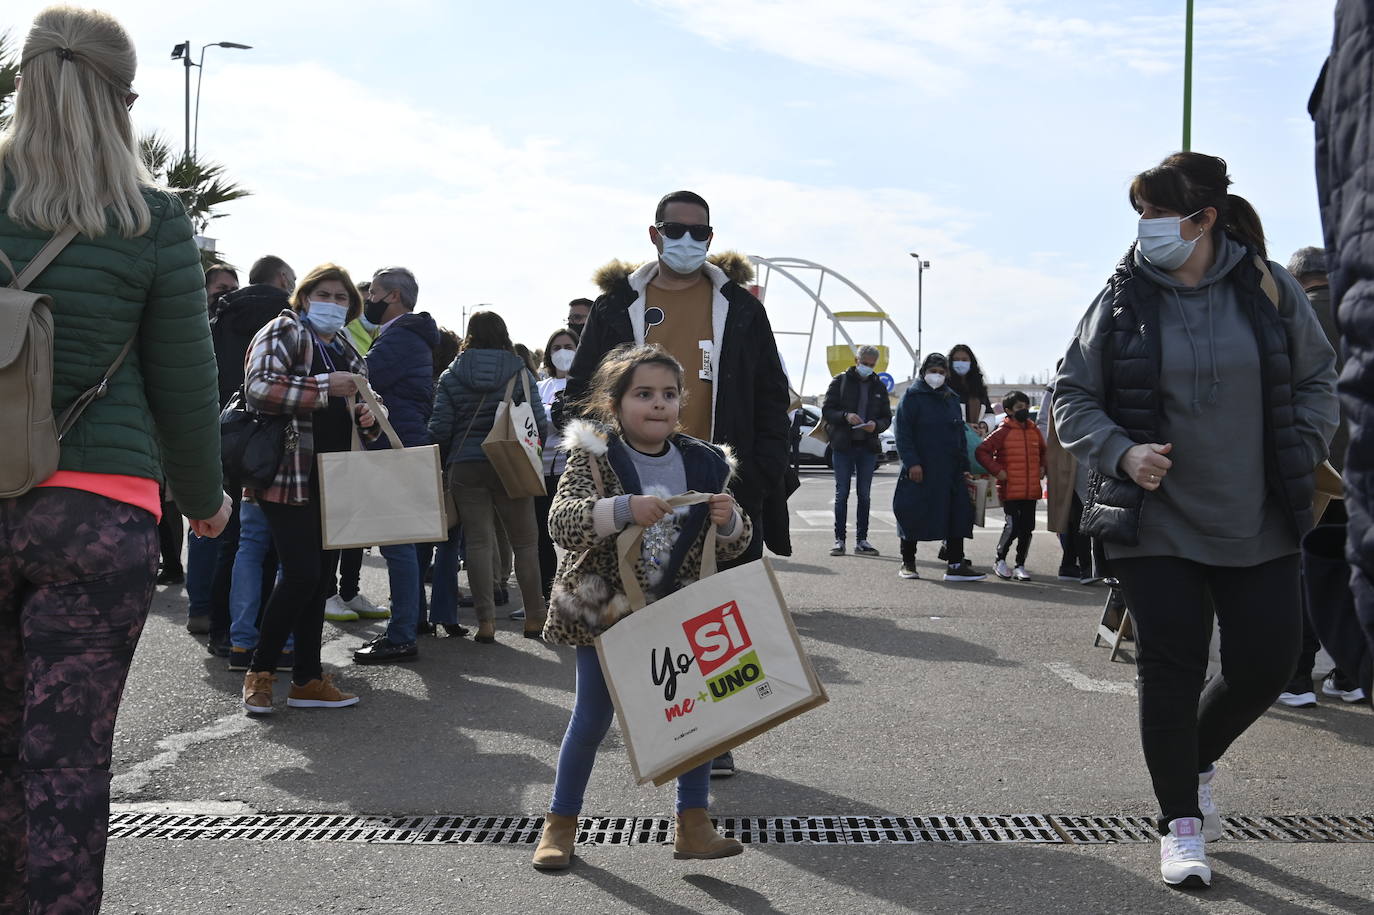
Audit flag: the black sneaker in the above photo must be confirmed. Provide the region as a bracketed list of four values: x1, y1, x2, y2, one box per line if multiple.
[156, 566, 185, 585]
[439, 623, 470, 639]
[710, 751, 737, 778]
[227, 646, 253, 672]
[353, 639, 419, 665]
[495, 588, 510, 607]
[206, 631, 232, 657]
[1057, 564, 1084, 582]
[830, 540, 845, 556]
[276, 649, 295, 672]
[943, 560, 987, 582]
[854, 540, 880, 556]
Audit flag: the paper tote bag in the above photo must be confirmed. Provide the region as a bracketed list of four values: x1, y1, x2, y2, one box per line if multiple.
[482, 370, 545, 499]
[317, 374, 448, 549]
[595, 494, 827, 786]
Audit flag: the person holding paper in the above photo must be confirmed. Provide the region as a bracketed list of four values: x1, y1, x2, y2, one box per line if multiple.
[821, 344, 892, 558]
[534, 344, 751, 871]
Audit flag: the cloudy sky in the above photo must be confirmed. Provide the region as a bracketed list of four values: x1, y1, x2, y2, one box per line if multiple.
[8, 1, 1337, 393]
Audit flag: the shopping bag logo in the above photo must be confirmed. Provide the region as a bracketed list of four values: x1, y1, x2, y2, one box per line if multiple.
[683, 600, 752, 676]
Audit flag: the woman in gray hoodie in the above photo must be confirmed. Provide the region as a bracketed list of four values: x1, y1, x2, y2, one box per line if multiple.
[1053, 152, 1338, 890]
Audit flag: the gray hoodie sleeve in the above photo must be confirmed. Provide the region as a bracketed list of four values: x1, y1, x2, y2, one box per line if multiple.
[1051, 285, 1138, 480]
[1272, 263, 1340, 468]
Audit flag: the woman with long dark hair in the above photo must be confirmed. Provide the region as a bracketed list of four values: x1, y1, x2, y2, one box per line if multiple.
[1054, 152, 1338, 889]
[428, 310, 549, 642]
[945, 343, 989, 424]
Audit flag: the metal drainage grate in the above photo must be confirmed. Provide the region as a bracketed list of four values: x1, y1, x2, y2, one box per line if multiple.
[842, 815, 1060, 844]
[105, 812, 1374, 846]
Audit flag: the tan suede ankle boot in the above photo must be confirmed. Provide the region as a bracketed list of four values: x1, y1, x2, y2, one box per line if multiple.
[673, 808, 743, 859]
[532, 812, 577, 870]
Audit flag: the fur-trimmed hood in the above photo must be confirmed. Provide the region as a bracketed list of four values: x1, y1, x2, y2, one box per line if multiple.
[560, 417, 739, 481]
[592, 250, 755, 293]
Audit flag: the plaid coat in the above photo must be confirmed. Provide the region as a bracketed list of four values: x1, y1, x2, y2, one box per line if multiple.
[243, 309, 376, 505]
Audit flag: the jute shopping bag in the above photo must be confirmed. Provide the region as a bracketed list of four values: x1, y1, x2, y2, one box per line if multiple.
[595, 493, 827, 786]
[317, 374, 448, 549]
[482, 370, 544, 499]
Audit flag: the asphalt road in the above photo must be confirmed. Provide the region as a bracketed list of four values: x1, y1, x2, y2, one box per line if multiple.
[102, 464, 1374, 914]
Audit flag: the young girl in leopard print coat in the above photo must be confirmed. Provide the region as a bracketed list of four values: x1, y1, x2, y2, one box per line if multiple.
[533, 344, 753, 871]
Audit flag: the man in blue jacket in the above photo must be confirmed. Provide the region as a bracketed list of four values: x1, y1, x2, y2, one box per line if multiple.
[353, 267, 441, 664]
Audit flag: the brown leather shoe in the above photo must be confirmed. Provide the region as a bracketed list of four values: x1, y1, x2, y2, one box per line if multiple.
[674, 808, 743, 859]
[287, 674, 360, 709]
[532, 812, 577, 870]
[242, 671, 276, 715]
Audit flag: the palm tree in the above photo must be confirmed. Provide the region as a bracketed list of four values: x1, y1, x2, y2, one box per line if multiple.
[0, 31, 17, 129]
[139, 132, 251, 269]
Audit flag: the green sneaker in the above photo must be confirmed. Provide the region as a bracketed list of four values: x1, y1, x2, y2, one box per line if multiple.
[346, 593, 391, 619]
[323, 595, 359, 622]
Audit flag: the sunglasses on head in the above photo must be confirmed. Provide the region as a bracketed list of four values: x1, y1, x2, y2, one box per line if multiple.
[655, 222, 712, 242]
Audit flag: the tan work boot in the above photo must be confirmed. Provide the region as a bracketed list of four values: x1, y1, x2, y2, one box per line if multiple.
[673, 808, 743, 859]
[242, 671, 276, 715]
[287, 674, 360, 709]
[532, 812, 578, 870]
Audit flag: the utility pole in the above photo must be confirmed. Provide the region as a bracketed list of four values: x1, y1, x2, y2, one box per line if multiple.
[909, 253, 930, 366]
[1182, 0, 1194, 150]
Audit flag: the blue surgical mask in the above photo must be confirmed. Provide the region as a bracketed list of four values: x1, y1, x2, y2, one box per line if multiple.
[951, 360, 971, 375]
[855, 364, 875, 378]
[659, 233, 709, 275]
[304, 300, 348, 337]
[1138, 208, 1205, 270]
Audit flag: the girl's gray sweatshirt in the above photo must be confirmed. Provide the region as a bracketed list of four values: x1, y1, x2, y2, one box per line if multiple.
[1053, 237, 1338, 565]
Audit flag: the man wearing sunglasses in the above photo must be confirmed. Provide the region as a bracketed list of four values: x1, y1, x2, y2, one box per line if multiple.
[566, 189, 790, 564]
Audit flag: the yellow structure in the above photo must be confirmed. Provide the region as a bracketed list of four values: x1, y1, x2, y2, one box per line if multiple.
[826, 344, 889, 377]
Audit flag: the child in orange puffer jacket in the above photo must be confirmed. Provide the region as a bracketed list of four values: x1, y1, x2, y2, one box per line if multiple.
[975, 391, 1047, 581]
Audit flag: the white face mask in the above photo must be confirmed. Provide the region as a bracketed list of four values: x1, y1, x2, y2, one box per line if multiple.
[924, 372, 946, 389]
[951, 360, 971, 375]
[551, 348, 576, 373]
[305, 300, 348, 337]
[855, 363, 875, 378]
[659, 232, 709, 275]
[1138, 208, 1205, 270]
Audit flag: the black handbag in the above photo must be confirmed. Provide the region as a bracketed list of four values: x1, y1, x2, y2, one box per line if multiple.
[219, 388, 291, 489]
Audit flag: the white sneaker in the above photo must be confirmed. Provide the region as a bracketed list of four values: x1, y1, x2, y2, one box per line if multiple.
[897, 563, 920, 580]
[1159, 817, 1211, 888]
[1198, 766, 1222, 841]
[1322, 672, 1368, 703]
[345, 592, 390, 619]
[1276, 690, 1317, 708]
[323, 595, 359, 622]
[1012, 565, 1032, 581]
[994, 559, 1012, 580]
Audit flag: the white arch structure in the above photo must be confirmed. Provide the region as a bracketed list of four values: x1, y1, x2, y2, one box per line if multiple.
[749, 255, 919, 398]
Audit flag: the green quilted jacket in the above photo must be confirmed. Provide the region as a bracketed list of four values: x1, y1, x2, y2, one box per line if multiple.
[0, 175, 223, 519]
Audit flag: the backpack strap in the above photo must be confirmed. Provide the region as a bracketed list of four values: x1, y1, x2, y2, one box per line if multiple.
[1254, 255, 1281, 309]
[2, 227, 137, 441]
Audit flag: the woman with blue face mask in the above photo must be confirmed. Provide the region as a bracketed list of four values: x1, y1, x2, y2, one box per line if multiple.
[1053, 152, 1339, 890]
[240, 262, 381, 717]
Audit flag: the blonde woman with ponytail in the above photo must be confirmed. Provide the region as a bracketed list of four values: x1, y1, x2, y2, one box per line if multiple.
[0, 8, 229, 913]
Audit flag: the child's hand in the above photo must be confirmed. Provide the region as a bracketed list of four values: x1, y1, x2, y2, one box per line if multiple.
[997, 470, 1008, 482]
[630, 495, 673, 527]
[708, 492, 736, 527]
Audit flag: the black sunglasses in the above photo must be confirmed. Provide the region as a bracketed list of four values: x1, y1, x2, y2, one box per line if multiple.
[655, 222, 712, 242]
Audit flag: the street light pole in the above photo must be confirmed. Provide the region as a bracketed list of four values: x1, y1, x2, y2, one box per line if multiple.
[1182, 0, 1194, 150]
[171, 40, 251, 161]
[909, 252, 930, 366]
[194, 42, 251, 157]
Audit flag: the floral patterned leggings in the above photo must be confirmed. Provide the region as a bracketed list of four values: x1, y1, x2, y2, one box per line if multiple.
[0, 487, 157, 915]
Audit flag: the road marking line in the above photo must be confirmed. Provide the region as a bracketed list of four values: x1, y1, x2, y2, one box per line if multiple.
[1043, 662, 1137, 696]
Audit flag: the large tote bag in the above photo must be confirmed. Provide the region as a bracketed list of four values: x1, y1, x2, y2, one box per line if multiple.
[482, 369, 545, 499]
[595, 493, 828, 786]
[317, 373, 448, 549]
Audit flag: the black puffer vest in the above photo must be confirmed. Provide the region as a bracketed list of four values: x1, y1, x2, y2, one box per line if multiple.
[1081, 243, 1316, 544]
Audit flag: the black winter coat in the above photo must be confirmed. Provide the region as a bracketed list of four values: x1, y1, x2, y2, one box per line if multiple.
[211, 284, 291, 407]
[365, 311, 440, 448]
[1313, 0, 1374, 693]
[565, 261, 791, 514]
[822, 367, 892, 454]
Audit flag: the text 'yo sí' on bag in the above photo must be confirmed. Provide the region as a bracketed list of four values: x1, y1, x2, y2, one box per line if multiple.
[594, 493, 828, 786]
[316, 373, 449, 549]
[0, 227, 138, 498]
[482, 369, 545, 499]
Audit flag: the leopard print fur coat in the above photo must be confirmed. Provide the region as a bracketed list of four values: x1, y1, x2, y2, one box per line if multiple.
[542, 419, 753, 647]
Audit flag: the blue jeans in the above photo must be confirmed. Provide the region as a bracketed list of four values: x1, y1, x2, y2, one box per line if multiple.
[832, 447, 877, 540]
[428, 525, 465, 625]
[381, 542, 421, 644]
[551, 646, 712, 816]
[228, 502, 287, 650]
[185, 530, 219, 616]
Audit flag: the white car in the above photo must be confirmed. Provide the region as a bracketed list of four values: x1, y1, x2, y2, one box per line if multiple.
[794, 405, 896, 467]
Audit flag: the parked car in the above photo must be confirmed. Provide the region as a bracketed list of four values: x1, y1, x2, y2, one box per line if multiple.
[793, 404, 896, 467]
